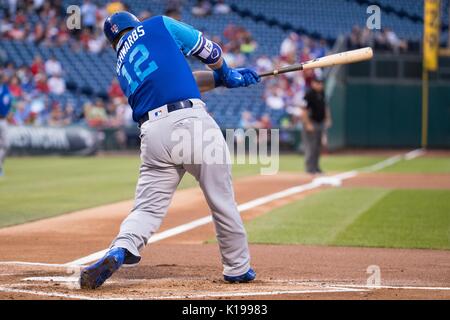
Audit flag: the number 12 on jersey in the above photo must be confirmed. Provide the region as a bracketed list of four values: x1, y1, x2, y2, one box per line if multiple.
[121, 44, 158, 94]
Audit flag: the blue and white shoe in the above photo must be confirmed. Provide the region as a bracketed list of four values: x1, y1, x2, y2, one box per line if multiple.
[224, 268, 256, 283]
[79, 247, 125, 289]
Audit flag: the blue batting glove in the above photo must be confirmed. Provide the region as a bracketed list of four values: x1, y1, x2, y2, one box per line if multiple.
[213, 61, 260, 88]
[235, 68, 261, 86]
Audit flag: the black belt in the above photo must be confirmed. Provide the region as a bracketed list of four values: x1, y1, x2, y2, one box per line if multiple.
[138, 100, 193, 127]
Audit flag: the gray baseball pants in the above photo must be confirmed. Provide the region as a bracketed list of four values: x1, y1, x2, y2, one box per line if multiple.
[302, 122, 324, 174]
[111, 99, 251, 277]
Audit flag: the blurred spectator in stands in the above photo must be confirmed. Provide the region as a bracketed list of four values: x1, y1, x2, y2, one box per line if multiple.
[257, 113, 272, 144]
[8, 75, 22, 98]
[29, 94, 48, 125]
[81, 0, 98, 32]
[255, 55, 273, 74]
[47, 72, 66, 95]
[85, 99, 108, 127]
[8, 21, 26, 40]
[239, 111, 257, 129]
[240, 34, 257, 56]
[347, 26, 362, 50]
[311, 39, 329, 59]
[79, 28, 92, 50]
[258, 114, 272, 130]
[165, 8, 181, 21]
[139, 9, 154, 21]
[35, 73, 49, 94]
[384, 28, 408, 53]
[106, 98, 127, 149]
[108, 78, 124, 99]
[192, 0, 212, 17]
[5, 0, 18, 16]
[30, 56, 45, 76]
[347, 25, 407, 53]
[300, 47, 312, 63]
[31, 21, 46, 43]
[0, 16, 13, 37]
[44, 17, 60, 45]
[61, 102, 77, 126]
[166, 0, 183, 10]
[3, 62, 16, 79]
[13, 100, 31, 125]
[235, 111, 258, 145]
[264, 83, 285, 110]
[222, 46, 246, 68]
[280, 32, 299, 61]
[47, 103, 65, 127]
[88, 31, 106, 53]
[33, 0, 45, 12]
[360, 28, 373, 48]
[213, 0, 231, 15]
[45, 56, 63, 77]
[56, 20, 70, 45]
[373, 29, 388, 51]
[17, 66, 34, 93]
[106, 0, 125, 15]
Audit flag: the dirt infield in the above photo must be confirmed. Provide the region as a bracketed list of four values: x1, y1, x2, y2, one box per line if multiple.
[0, 171, 449, 300]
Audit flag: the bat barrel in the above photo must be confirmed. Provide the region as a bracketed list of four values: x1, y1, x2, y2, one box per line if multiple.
[258, 47, 373, 78]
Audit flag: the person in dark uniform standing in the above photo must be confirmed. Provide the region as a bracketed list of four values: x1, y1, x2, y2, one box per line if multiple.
[301, 75, 332, 175]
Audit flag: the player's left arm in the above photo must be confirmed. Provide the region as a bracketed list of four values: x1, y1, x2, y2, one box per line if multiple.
[192, 71, 216, 93]
[162, 16, 260, 92]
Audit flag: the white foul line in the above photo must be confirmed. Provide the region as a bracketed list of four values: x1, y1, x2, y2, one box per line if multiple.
[404, 148, 425, 161]
[66, 150, 421, 266]
[330, 284, 450, 291]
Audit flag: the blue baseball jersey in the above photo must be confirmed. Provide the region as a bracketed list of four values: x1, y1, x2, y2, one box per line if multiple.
[0, 84, 12, 118]
[115, 16, 203, 122]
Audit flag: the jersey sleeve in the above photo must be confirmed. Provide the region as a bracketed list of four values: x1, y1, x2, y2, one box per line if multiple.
[162, 16, 202, 56]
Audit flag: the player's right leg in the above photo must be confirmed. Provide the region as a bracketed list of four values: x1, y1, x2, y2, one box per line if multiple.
[80, 120, 185, 289]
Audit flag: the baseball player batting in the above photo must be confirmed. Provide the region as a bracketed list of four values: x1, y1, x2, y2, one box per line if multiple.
[79, 12, 259, 289]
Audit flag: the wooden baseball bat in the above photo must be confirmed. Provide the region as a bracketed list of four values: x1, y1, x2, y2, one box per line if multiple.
[258, 47, 373, 78]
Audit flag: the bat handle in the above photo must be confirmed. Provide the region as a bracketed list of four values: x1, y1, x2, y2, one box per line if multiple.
[259, 70, 280, 78]
[258, 64, 304, 78]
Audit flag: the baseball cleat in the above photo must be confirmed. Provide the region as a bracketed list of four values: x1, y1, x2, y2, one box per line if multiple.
[79, 247, 125, 289]
[224, 268, 256, 283]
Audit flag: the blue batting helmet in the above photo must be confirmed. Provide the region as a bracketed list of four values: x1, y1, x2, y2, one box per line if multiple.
[103, 11, 140, 45]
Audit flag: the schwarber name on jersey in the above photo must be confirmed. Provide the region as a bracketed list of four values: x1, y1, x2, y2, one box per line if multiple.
[116, 26, 146, 74]
[115, 15, 202, 123]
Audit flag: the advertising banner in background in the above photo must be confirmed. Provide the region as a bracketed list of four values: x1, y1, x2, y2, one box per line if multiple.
[8, 126, 99, 156]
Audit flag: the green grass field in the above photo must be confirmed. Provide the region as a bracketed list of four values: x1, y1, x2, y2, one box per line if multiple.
[1, 153, 449, 252]
[245, 188, 450, 250]
[381, 157, 450, 173]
